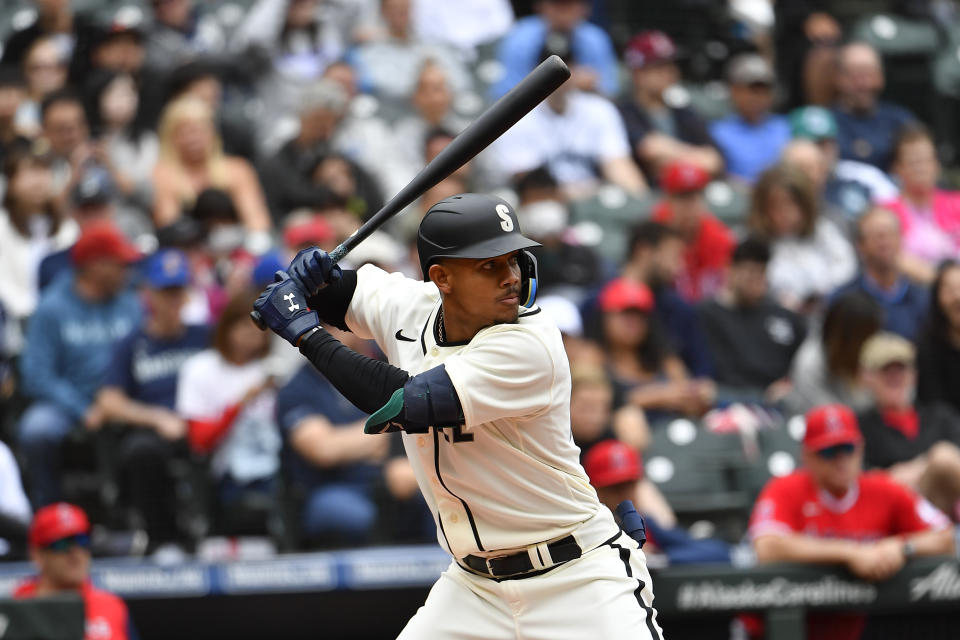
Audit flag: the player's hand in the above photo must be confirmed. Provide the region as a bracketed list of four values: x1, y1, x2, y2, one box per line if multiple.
[287, 247, 342, 297]
[847, 540, 905, 581]
[253, 271, 321, 346]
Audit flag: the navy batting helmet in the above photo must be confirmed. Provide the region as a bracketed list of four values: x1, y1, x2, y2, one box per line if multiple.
[418, 194, 541, 306]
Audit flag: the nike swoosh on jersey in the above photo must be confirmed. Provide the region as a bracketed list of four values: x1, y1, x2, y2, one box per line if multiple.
[395, 329, 416, 342]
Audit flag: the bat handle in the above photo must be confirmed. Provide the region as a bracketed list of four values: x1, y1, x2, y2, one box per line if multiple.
[328, 241, 349, 266]
[250, 310, 267, 330]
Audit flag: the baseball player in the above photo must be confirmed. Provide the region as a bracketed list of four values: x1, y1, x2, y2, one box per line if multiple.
[253, 193, 663, 639]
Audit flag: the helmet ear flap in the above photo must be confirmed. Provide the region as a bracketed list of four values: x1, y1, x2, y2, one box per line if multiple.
[519, 250, 538, 307]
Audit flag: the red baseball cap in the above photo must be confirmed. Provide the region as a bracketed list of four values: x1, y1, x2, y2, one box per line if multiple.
[70, 220, 141, 266]
[283, 214, 336, 249]
[660, 160, 710, 195]
[28, 503, 91, 548]
[624, 30, 677, 70]
[584, 440, 643, 488]
[803, 404, 862, 452]
[598, 278, 654, 313]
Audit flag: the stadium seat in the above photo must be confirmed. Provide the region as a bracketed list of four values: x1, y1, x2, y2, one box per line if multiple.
[643, 418, 754, 540]
[569, 187, 656, 264]
[848, 13, 941, 58]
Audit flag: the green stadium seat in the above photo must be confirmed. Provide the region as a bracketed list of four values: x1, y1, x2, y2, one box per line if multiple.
[569, 187, 655, 263]
[848, 14, 941, 58]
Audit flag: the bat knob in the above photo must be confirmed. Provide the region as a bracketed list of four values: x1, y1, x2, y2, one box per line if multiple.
[250, 310, 267, 330]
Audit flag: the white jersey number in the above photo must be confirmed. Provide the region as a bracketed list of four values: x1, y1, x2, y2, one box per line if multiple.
[496, 204, 514, 232]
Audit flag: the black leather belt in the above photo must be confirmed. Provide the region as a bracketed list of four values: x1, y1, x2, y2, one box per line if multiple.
[461, 535, 582, 579]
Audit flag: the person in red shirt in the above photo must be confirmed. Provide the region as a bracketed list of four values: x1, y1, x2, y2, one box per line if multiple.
[14, 503, 135, 640]
[651, 159, 735, 302]
[749, 404, 955, 640]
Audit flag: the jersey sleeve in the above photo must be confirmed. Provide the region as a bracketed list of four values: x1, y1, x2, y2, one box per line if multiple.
[443, 327, 557, 429]
[748, 477, 804, 540]
[345, 264, 435, 344]
[887, 479, 951, 535]
[102, 332, 136, 393]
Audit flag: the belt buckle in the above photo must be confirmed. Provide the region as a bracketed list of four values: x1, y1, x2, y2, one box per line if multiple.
[485, 558, 496, 576]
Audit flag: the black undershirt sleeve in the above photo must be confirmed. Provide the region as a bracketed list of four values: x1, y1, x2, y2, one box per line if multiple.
[306, 269, 358, 332]
[298, 327, 409, 414]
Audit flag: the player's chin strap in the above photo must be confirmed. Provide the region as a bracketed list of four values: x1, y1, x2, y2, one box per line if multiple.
[614, 500, 647, 549]
[519, 250, 538, 307]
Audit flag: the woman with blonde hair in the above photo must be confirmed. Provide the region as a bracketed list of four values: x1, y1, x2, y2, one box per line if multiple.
[748, 163, 855, 312]
[152, 97, 270, 240]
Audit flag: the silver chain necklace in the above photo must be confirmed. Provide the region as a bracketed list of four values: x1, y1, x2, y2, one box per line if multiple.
[438, 306, 445, 343]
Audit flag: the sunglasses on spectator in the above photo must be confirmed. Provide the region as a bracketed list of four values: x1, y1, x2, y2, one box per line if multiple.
[45, 534, 91, 553]
[816, 444, 856, 460]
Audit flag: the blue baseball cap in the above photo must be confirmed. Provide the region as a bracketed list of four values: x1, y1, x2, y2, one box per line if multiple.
[71, 165, 116, 208]
[252, 250, 285, 288]
[144, 248, 190, 288]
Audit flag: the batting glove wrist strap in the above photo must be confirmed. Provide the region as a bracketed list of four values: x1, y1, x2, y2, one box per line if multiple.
[288, 248, 342, 297]
[253, 271, 320, 346]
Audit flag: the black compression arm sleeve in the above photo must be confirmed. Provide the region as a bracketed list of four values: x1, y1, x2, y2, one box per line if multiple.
[306, 269, 358, 331]
[299, 327, 409, 414]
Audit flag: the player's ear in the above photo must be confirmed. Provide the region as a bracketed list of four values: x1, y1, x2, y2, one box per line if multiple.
[429, 263, 453, 294]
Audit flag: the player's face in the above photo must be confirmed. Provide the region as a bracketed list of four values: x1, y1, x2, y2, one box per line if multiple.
[805, 444, 862, 496]
[864, 362, 915, 409]
[436, 252, 523, 329]
[729, 260, 768, 306]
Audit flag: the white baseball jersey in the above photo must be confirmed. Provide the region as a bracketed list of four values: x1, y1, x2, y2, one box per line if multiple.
[345, 264, 610, 558]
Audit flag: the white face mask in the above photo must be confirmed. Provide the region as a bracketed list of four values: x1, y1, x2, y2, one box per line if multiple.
[207, 224, 245, 253]
[517, 200, 568, 240]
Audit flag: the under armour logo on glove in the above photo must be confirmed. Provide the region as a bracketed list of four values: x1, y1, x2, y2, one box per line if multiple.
[253, 271, 320, 346]
[283, 293, 300, 312]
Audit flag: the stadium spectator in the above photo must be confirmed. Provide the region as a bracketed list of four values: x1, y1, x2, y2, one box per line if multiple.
[788, 105, 898, 221]
[163, 60, 256, 162]
[0, 0, 76, 67]
[0, 440, 31, 560]
[411, 0, 513, 57]
[590, 278, 714, 421]
[77, 9, 147, 79]
[651, 159, 735, 302]
[748, 164, 856, 312]
[350, 0, 472, 102]
[95, 249, 209, 548]
[857, 332, 960, 521]
[0, 144, 77, 343]
[233, 0, 344, 140]
[15, 37, 68, 136]
[750, 404, 954, 640]
[176, 291, 281, 521]
[39, 88, 91, 199]
[569, 366, 650, 461]
[514, 168, 602, 297]
[37, 165, 123, 292]
[832, 42, 915, 171]
[144, 0, 226, 74]
[81, 70, 156, 237]
[584, 439, 732, 565]
[772, 2, 842, 109]
[699, 237, 806, 404]
[710, 53, 790, 183]
[781, 138, 850, 233]
[491, 0, 618, 99]
[391, 62, 470, 180]
[18, 221, 142, 507]
[282, 210, 338, 256]
[493, 51, 645, 199]
[620, 221, 713, 378]
[260, 80, 348, 221]
[784, 291, 882, 415]
[310, 151, 384, 223]
[882, 125, 960, 284]
[917, 261, 960, 415]
[152, 97, 270, 239]
[0, 67, 29, 169]
[617, 30, 722, 185]
[275, 341, 388, 546]
[14, 503, 136, 640]
[832, 207, 929, 340]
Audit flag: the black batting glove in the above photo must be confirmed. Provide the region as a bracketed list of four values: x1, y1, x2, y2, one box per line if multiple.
[287, 247, 343, 297]
[253, 271, 320, 346]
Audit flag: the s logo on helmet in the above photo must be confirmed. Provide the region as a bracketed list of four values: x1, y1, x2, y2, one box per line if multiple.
[496, 204, 514, 232]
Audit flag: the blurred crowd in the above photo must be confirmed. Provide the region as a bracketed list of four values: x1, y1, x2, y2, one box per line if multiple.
[1, 0, 960, 578]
